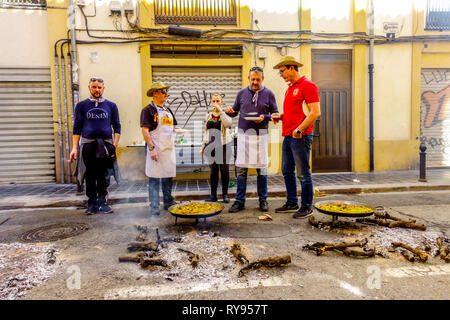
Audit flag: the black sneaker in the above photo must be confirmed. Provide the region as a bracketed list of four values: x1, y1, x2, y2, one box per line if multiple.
[164, 200, 177, 210]
[229, 201, 245, 213]
[205, 195, 218, 202]
[275, 202, 299, 213]
[259, 200, 269, 212]
[98, 203, 113, 214]
[293, 205, 313, 219]
[85, 202, 98, 215]
[150, 209, 160, 216]
[222, 195, 230, 203]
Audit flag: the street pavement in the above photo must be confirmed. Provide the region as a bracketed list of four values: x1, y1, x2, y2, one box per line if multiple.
[0, 168, 449, 210]
[0, 169, 449, 302]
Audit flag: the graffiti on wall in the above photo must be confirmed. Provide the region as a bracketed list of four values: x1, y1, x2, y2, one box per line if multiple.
[421, 85, 449, 128]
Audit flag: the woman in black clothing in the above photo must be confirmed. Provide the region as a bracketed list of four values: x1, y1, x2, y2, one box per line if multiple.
[200, 94, 233, 203]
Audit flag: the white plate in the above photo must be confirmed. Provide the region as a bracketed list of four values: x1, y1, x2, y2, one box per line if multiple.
[174, 128, 190, 134]
[244, 116, 262, 121]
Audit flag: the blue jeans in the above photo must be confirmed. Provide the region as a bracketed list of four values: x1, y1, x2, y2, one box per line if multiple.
[282, 134, 314, 207]
[236, 167, 268, 203]
[148, 177, 174, 212]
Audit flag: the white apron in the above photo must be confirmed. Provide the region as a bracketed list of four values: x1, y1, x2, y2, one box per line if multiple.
[145, 106, 176, 178]
[235, 131, 269, 169]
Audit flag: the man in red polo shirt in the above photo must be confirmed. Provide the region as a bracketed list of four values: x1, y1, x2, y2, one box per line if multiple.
[271, 56, 321, 218]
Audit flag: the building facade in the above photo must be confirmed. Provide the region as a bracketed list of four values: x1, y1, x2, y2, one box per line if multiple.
[0, 0, 449, 183]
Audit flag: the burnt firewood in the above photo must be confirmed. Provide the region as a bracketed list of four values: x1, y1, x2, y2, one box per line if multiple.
[303, 239, 368, 256]
[375, 219, 426, 231]
[374, 210, 416, 223]
[140, 257, 168, 268]
[119, 251, 155, 263]
[230, 243, 249, 264]
[342, 248, 376, 258]
[127, 241, 158, 252]
[135, 225, 149, 241]
[400, 250, 416, 262]
[437, 238, 450, 263]
[392, 242, 428, 262]
[238, 255, 291, 277]
[178, 248, 200, 268]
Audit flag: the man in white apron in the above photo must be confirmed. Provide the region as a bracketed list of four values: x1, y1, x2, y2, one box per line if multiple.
[225, 66, 279, 213]
[140, 82, 179, 216]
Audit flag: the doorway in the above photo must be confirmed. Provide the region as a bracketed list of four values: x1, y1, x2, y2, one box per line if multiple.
[311, 49, 352, 172]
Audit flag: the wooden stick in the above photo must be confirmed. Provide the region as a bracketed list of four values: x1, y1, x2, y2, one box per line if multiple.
[127, 241, 158, 252]
[230, 243, 249, 264]
[119, 252, 149, 263]
[375, 219, 426, 231]
[400, 250, 416, 262]
[140, 257, 168, 268]
[178, 248, 200, 268]
[374, 210, 416, 222]
[342, 248, 375, 258]
[392, 242, 428, 262]
[238, 255, 291, 277]
[303, 239, 368, 256]
[437, 238, 450, 263]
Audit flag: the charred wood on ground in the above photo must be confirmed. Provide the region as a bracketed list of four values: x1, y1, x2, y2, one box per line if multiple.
[127, 241, 158, 252]
[140, 257, 168, 268]
[230, 243, 249, 264]
[437, 238, 450, 263]
[392, 242, 428, 262]
[303, 239, 368, 256]
[178, 248, 200, 268]
[238, 255, 291, 277]
[119, 251, 156, 263]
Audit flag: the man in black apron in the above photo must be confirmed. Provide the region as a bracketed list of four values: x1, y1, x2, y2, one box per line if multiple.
[70, 77, 121, 215]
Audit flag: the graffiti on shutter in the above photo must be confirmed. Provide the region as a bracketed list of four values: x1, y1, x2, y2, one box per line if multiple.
[152, 67, 241, 169]
[420, 69, 450, 167]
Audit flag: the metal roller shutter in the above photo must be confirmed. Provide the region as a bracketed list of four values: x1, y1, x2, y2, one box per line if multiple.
[0, 67, 56, 183]
[152, 66, 242, 168]
[420, 68, 450, 167]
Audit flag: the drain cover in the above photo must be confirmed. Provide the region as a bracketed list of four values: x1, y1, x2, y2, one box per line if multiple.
[19, 222, 89, 243]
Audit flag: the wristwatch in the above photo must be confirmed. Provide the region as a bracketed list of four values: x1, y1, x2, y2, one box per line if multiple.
[148, 145, 155, 151]
[295, 128, 303, 136]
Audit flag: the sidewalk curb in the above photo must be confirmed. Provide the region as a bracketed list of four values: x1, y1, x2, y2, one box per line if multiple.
[1, 184, 449, 211]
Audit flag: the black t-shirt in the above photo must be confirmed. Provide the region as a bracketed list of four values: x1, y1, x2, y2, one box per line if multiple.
[207, 115, 222, 144]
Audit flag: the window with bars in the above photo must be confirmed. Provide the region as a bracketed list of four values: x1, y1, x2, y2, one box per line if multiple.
[425, 0, 450, 31]
[154, 0, 237, 25]
[1, 0, 46, 8]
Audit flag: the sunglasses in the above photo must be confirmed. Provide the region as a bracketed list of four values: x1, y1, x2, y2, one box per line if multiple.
[156, 89, 168, 94]
[90, 77, 104, 83]
[250, 66, 263, 72]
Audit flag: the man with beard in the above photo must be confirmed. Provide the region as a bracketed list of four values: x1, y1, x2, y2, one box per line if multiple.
[70, 78, 121, 215]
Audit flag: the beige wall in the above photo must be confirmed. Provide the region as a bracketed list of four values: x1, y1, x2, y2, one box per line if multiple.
[0, 8, 50, 67]
[373, 43, 412, 141]
[77, 43, 143, 147]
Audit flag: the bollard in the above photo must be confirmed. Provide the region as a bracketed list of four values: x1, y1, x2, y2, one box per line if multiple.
[419, 142, 427, 182]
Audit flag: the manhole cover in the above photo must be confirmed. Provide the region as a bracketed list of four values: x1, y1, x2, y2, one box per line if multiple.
[19, 222, 89, 243]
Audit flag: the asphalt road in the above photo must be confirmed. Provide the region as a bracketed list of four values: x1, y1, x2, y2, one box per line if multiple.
[0, 190, 449, 302]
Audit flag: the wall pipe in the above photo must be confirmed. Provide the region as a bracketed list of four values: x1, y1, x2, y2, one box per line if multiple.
[54, 52, 65, 183]
[69, 0, 80, 106]
[53, 39, 69, 183]
[368, 0, 375, 172]
[60, 42, 71, 183]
